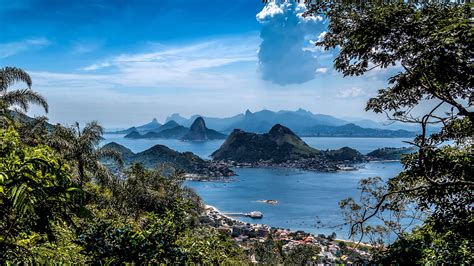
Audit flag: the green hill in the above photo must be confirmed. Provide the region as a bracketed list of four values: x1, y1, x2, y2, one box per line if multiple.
[102, 142, 234, 177]
[211, 124, 320, 163]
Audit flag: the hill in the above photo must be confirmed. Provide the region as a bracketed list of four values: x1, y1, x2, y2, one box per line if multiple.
[211, 124, 363, 166]
[102, 142, 234, 177]
[366, 147, 416, 160]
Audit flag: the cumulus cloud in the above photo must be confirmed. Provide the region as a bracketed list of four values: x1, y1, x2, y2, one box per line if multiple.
[336, 87, 366, 98]
[256, 1, 326, 85]
[315, 67, 328, 74]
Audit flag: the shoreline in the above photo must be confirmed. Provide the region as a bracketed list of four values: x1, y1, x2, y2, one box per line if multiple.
[186, 160, 400, 182]
[204, 204, 372, 247]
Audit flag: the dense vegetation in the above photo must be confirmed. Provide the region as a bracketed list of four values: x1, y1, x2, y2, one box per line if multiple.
[0, 67, 246, 263]
[1, 2, 472, 263]
[307, 2, 473, 263]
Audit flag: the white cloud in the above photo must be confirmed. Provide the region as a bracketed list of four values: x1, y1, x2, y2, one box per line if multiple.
[315, 67, 328, 74]
[336, 87, 366, 98]
[80, 36, 258, 89]
[0, 38, 51, 58]
[256, 1, 326, 85]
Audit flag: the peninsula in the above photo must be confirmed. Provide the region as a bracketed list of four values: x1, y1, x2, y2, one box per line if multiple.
[102, 142, 234, 179]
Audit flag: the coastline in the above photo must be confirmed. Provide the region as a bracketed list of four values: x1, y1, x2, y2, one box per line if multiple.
[203, 204, 372, 263]
[204, 204, 371, 245]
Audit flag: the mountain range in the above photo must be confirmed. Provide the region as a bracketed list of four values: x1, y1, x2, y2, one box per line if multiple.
[124, 117, 227, 141]
[109, 109, 420, 138]
[164, 109, 427, 133]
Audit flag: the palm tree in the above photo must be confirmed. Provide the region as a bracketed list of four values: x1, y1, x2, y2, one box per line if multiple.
[49, 121, 123, 187]
[0, 67, 48, 115]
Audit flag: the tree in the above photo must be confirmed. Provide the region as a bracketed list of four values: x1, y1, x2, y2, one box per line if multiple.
[111, 163, 203, 220]
[49, 121, 123, 187]
[306, 2, 473, 263]
[0, 67, 48, 122]
[0, 127, 79, 262]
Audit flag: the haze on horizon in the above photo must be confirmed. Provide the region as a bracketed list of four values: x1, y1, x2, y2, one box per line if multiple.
[1, 0, 401, 128]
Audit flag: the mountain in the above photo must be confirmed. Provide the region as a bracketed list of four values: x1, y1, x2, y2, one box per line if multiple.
[182, 117, 227, 141]
[224, 109, 348, 133]
[156, 125, 189, 139]
[110, 118, 161, 134]
[211, 124, 364, 164]
[125, 117, 226, 141]
[166, 113, 244, 130]
[211, 124, 321, 163]
[342, 117, 420, 131]
[165, 109, 347, 133]
[299, 123, 417, 138]
[166, 113, 190, 125]
[366, 147, 416, 160]
[124, 130, 142, 139]
[111, 108, 418, 138]
[102, 142, 234, 177]
[158, 120, 180, 131]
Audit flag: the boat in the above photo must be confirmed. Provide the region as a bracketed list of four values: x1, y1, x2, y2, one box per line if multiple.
[245, 211, 263, 219]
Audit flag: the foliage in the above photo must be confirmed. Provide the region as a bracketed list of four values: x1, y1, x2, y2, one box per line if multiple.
[308, 2, 473, 263]
[77, 205, 189, 264]
[0, 67, 48, 120]
[283, 244, 321, 265]
[178, 227, 246, 264]
[380, 218, 474, 264]
[99, 163, 203, 222]
[0, 66, 247, 263]
[49, 121, 123, 187]
[0, 127, 79, 262]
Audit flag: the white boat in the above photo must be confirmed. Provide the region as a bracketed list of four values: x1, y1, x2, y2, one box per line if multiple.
[246, 211, 263, 219]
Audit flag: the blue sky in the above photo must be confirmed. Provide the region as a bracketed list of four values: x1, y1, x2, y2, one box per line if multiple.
[1, 0, 396, 127]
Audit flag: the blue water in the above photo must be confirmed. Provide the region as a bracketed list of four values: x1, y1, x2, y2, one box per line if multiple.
[101, 134, 408, 239]
[187, 163, 403, 240]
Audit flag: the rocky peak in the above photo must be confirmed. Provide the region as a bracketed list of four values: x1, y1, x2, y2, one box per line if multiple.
[245, 109, 252, 116]
[190, 117, 207, 132]
[268, 124, 295, 137]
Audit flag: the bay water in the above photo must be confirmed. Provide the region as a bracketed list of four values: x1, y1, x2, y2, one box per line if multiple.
[102, 134, 408, 239]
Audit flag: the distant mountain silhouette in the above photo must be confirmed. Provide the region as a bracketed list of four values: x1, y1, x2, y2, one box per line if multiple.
[165, 109, 347, 133]
[124, 117, 226, 141]
[301, 123, 416, 138]
[111, 118, 161, 134]
[182, 117, 227, 141]
[112, 108, 421, 138]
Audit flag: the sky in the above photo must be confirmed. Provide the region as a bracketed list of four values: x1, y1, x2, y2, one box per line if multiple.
[1, 0, 398, 127]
